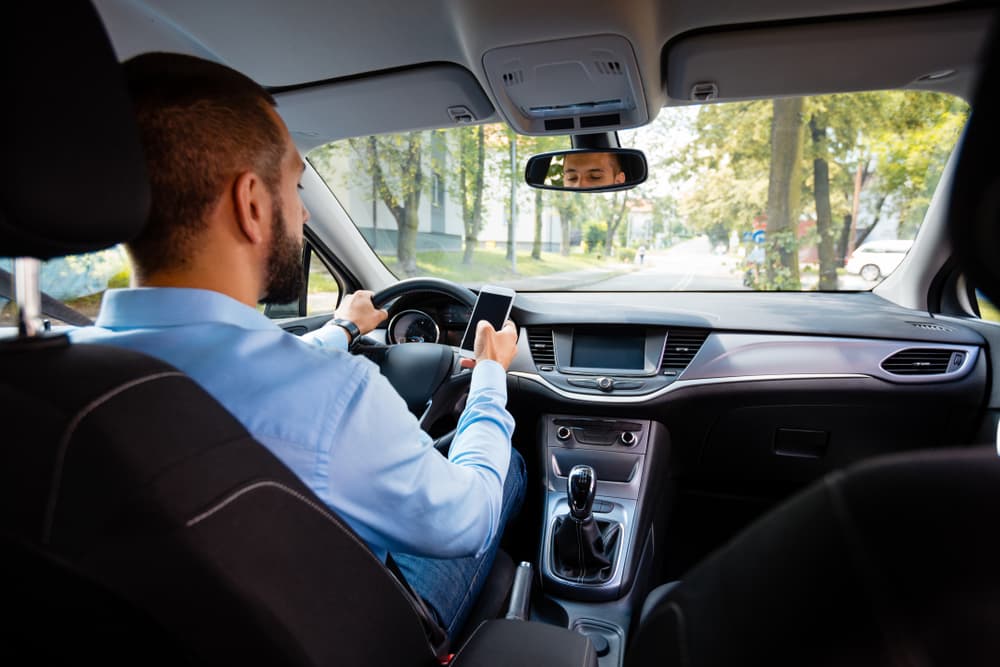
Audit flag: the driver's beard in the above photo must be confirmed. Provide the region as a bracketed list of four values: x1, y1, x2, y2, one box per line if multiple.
[260, 197, 305, 305]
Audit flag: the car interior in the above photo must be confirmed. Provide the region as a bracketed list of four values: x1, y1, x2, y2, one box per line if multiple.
[3, 0, 1000, 665]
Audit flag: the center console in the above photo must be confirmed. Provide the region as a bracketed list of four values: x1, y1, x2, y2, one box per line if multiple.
[535, 413, 670, 666]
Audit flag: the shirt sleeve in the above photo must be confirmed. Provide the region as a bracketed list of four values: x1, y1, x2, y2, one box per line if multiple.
[301, 322, 350, 350]
[320, 358, 513, 559]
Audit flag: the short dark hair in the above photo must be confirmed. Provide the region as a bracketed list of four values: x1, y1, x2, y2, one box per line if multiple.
[122, 52, 285, 278]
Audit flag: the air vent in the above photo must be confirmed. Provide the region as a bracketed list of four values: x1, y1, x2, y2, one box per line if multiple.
[502, 70, 524, 86]
[527, 328, 555, 366]
[595, 60, 624, 75]
[907, 321, 954, 333]
[660, 329, 710, 372]
[881, 348, 963, 375]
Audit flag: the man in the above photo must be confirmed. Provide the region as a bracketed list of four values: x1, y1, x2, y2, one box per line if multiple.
[562, 150, 627, 188]
[69, 52, 524, 644]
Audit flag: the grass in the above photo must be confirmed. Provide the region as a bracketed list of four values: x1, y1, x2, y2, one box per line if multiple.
[378, 247, 610, 284]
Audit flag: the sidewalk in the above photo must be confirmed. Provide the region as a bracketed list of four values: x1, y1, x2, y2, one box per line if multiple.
[494, 263, 636, 290]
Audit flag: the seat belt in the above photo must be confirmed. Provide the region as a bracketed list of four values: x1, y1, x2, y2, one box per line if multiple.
[0, 267, 93, 326]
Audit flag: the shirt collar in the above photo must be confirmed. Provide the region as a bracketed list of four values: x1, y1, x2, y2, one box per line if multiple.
[95, 287, 281, 332]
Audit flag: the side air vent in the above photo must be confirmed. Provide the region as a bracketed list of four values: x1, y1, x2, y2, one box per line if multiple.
[502, 70, 524, 86]
[527, 328, 555, 366]
[881, 348, 964, 375]
[660, 329, 710, 373]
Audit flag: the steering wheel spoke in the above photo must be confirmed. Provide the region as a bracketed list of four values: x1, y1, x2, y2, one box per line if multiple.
[365, 278, 480, 429]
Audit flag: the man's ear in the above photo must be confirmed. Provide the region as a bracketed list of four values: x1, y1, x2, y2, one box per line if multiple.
[614, 170, 627, 185]
[232, 171, 270, 245]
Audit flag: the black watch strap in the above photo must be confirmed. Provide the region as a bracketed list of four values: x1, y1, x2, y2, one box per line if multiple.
[331, 317, 361, 344]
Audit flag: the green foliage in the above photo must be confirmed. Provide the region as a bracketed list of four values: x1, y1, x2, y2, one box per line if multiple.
[584, 223, 607, 253]
[618, 248, 636, 264]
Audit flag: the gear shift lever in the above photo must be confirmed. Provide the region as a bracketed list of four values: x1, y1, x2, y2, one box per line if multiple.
[568, 465, 597, 520]
[552, 464, 621, 583]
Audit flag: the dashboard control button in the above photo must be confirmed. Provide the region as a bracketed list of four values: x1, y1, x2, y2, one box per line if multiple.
[539, 365, 554, 372]
[614, 380, 644, 390]
[556, 426, 572, 441]
[619, 431, 637, 446]
[567, 378, 598, 388]
[593, 500, 613, 513]
[596, 377, 614, 391]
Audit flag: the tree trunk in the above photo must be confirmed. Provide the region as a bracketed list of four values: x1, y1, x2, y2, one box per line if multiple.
[605, 192, 630, 257]
[810, 116, 837, 290]
[765, 97, 803, 289]
[462, 126, 485, 265]
[532, 189, 543, 259]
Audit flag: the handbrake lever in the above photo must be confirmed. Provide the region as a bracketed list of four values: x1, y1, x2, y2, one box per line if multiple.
[504, 561, 534, 621]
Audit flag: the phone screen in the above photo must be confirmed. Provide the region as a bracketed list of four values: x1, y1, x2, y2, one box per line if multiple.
[460, 291, 514, 352]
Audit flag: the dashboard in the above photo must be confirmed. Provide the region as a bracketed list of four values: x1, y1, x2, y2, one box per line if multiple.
[376, 288, 991, 486]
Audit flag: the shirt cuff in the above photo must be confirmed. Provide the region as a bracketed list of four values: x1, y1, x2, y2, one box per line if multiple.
[470, 359, 508, 396]
[302, 322, 350, 351]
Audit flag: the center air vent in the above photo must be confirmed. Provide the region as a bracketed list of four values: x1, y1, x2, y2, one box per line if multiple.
[660, 329, 710, 373]
[881, 348, 963, 375]
[527, 328, 555, 366]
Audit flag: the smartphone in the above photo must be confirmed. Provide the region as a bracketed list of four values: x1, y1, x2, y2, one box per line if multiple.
[459, 285, 516, 357]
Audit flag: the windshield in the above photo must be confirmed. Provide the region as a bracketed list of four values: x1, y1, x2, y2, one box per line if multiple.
[308, 91, 967, 291]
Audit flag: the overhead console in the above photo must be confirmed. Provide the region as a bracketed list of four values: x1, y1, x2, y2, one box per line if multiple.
[482, 34, 648, 135]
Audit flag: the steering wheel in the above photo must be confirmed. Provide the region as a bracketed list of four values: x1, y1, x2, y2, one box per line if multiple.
[358, 278, 480, 446]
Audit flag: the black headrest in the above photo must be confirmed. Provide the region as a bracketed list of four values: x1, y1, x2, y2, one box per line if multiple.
[0, 1, 150, 260]
[948, 14, 1000, 305]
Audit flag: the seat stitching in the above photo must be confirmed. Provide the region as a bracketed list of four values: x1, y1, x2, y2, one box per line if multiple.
[824, 474, 931, 667]
[43, 371, 186, 544]
[186, 479, 439, 652]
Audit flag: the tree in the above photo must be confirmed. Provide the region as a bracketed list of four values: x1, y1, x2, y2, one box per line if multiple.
[764, 97, 804, 289]
[603, 190, 631, 255]
[336, 133, 426, 276]
[453, 125, 486, 264]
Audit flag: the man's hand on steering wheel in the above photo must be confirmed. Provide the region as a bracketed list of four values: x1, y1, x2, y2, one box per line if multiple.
[334, 290, 388, 343]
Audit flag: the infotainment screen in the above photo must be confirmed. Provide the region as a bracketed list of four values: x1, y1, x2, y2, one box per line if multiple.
[571, 329, 645, 370]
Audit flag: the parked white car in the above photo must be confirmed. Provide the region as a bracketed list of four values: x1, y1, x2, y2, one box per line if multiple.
[845, 239, 914, 281]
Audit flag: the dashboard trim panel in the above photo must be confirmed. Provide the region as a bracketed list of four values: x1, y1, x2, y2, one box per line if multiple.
[511, 371, 871, 403]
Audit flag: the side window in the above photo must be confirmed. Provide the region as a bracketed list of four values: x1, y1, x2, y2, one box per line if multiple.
[262, 247, 342, 319]
[977, 290, 1000, 324]
[306, 249, 341, 315]
[0, 245, 129, 328]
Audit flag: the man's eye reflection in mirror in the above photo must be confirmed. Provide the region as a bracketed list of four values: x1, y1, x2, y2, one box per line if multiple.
[560, 152, 627, 188]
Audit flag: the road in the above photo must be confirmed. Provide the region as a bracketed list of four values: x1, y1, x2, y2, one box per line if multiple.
[487, 236, 874, 292]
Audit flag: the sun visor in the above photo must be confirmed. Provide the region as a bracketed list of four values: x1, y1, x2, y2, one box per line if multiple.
[663, 8, 993, 104]
[482, 34, 648, 135]
[274, 63, 497, 150]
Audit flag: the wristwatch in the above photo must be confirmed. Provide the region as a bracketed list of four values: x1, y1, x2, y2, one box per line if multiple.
[331, 317, 360, 345]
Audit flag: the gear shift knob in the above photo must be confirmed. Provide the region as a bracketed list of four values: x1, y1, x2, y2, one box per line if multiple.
[567, 464, 597, 520]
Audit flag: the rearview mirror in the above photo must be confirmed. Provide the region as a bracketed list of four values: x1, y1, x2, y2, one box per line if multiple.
[524, 149, 648, 192]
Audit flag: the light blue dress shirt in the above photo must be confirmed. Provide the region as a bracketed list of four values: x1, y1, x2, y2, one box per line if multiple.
[69, 287, 515, 561]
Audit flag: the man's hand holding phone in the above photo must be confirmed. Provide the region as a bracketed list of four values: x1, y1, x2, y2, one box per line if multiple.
[459, 285, 517, 369]
[461, 319, 518, 370]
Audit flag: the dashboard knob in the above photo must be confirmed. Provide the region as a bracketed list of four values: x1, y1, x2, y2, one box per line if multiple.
[556, 426, 572, 441]
[596, 377, 614, 391]
[620, 431, 637, 446]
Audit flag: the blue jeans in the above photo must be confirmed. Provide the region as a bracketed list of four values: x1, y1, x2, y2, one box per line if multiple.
[393, 448, 526, 643]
